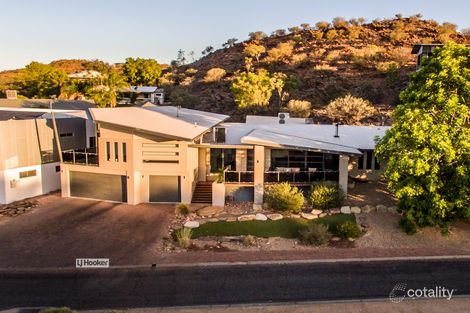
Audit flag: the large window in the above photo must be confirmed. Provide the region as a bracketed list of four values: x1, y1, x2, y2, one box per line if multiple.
[114, 142, 119, 161]
[122, 143, 127, 162]
[106, 142, 111, 161]
[247, 149, 254, 171]
[215, 128, 226, 143]
[271, 149, 338, 171]
[210, 148, 236, 173]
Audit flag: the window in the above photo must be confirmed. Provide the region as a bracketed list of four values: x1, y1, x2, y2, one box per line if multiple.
[122, 143, 127, 162]
[89, 137, 96, 148]
[358, 153, 364, 170]
[270, 149, 338, 171]
[366, 151, 373, 170]
[59, 132, 73, 138]
[114, 142, 119, 161]
[106, 142, 111, 161]
[55, 165, 60, 172]
[247, 149, 254, 171]
[19, 170, 36, 179]
[210, 148, 236, 173]
[215, 128, 226, 143]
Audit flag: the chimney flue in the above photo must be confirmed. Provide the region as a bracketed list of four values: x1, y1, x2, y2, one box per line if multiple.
[334, 123, 339, 138]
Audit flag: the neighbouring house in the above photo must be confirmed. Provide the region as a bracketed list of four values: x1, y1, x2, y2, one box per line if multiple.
[119, 86, 165, 105]
[59, 108, 389, 206]
[0, 106, 92, 204]
[412, 43, 470, 69]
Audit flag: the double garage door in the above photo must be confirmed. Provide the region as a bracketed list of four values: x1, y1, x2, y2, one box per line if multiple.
[70, 172, 181, 203]
[70, 171, 127, 202]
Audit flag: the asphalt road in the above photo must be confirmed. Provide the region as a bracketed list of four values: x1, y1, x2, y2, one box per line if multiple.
[0, 259, 469, 309]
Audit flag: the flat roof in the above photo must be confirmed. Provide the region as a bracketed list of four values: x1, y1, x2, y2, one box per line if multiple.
[89, 106, 229, 141]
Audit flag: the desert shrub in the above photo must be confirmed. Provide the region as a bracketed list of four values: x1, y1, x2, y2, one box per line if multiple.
[300, 23, 311, 30]
[299, 223, 331, 246]
[399, 217, 417, 235]
[346, 26, 362, 39]
[390, 29, 407, 43]
[288, 26, 302, 34]
[176, 203, 190, 216]
[244, 43, 266, 62]
[291, 53, 308, 65]
[375, 61, 399, 73]
[325, 49, 341, 62]
[314, 64, 338, 72]
[203, 67, 226, 83]
[243, 235, 255, 246]
[288, 99, 311, 117]
[308, 181, 344, 210]
[266, 41, 295, 63]
[336, 220, 361, 238]
[264, 182, 305, 213]
[272, 29, 286, 36]
[350, 45, 382, 66]
[438, 22, 457, 42]
[312, 31, 323, 40]
[185, 68, 198, 75]
[40, 308, 76, 313]
[169, 87, 199, 108]
[231, 68, 274, 108]
[175, 227, 192, 248]
[315, 21, 330, 32]
[325, 29, 338, 40]
[180, 76, 194, 86]
[325, 94, 376, 124]
[332, 17, 349, 29]
[248, 31, 267, 41]
[389, 47, 411, 65]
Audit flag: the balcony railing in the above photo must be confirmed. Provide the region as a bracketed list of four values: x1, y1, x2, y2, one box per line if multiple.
[224, 170, 254, 183]
[264, 170, 339, 183]
[62, 148, 98, 166]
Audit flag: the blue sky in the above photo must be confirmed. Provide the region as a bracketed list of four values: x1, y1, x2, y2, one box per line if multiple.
[1, 0, 469, 71]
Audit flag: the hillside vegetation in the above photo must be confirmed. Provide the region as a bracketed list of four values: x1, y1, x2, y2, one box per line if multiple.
[1, 15, 469, 124]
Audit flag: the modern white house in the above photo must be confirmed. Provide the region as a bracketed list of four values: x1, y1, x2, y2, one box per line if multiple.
[59, 107, 389, 206]
[0, 106, 93, 204]
[119, 86, 165, 105]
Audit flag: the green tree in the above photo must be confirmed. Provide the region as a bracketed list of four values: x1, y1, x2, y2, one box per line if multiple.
[272, 72, 287, 107]
[243, 43, 266, 63]
[375, 43, 470, 233]
[86, 65, 127, 107]
[231, 69, 274, 108]
[122, 57, 161, 85]
[16, 62, 68, 98]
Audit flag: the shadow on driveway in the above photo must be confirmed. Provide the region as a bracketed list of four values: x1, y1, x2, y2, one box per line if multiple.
[0, 193, 174, 268]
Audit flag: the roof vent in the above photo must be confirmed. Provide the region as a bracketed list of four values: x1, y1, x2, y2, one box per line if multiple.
[305, 118, 314, 124]
[334, 123, 340, 138]
[278, 112, 289, 124]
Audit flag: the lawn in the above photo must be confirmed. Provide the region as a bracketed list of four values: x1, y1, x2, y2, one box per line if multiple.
[190, 214, 356, 239]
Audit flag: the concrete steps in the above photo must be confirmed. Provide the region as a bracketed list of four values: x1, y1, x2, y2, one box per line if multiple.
[191, 182, 213, 204]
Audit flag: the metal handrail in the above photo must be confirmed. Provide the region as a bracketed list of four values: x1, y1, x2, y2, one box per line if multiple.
[264, 170, 339, 183]
[62, 150, 99, 166]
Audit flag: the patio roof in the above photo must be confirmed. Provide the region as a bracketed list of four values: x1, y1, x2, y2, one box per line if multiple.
[241, 129, 362, 155]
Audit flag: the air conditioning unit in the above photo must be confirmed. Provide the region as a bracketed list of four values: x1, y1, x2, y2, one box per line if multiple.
[278, 112, 289, 124]
[305, 118, 314, 124]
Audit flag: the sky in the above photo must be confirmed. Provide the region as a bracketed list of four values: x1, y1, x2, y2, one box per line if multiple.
[1, 0, 469, 71]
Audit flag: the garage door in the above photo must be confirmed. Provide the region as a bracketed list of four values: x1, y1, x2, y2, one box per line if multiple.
[149, 175, 181, 202]
[70, 171, 127, 202]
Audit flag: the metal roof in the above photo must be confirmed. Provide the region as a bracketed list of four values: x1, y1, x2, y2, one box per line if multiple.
[241, 129, 363, 155]
[89, 106, 229, 141]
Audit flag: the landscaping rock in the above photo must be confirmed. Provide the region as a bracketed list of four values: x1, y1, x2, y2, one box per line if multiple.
[319, 213, 328, 218]
[376, 204, 387, 213]
[253, 204, 263, 212]
[300, 212, 317, 220]
[351, 206, 361, 214]
[387, 206, 398, 213]
[290, 214, 301, 218]
[310, 209, 323, 215]
[267, 213, 283, 221]
[362, 205, 375, 213]
[255, 213, 268, 221]
[197, 206, 224, 217]
[238, 214, 256, 221]
[226, 216, 237, 222]
[183, 221, 200, 228]
[329, 208, 341, 214]
[331, 236, 341, 242]
[340, 206, 351, 214]
[208, 218, 219, 222]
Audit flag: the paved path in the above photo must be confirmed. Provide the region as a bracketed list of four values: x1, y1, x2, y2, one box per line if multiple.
[0, 194, 174, 268]
[1, 259, 469, 309]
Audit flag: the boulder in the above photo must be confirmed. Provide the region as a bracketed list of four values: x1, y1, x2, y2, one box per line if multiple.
[300, 212, 318, 220]
[376, 204, 387, 213]
[238, 214, 256, 221]
[331, 236, 341, 242]
[351, 206, 361, 214]
[310, 209, 323, 215]
[290, 214, 301, 219]
[226, 216, 237, 222]
[267, 213, 283, 221]
[255, 213, 268, 221]
[387, 206, 398, 213]
[340, 206, 351, 214]
[183, 221, 200, 228]
[361, 205, 375, 213]
[197, 206, 224, 217]
[319, 213, 328, 218]
[329, 208, 341, 214]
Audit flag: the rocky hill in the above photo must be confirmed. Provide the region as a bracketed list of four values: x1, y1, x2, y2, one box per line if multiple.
[163, 16, 469, 123]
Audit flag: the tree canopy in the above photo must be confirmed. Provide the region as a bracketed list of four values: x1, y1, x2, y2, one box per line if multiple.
[16, 62, 68, 98]
[122, 57, 161, 86]
[231, 69, 274, 108]
[375, 43, 470, 233]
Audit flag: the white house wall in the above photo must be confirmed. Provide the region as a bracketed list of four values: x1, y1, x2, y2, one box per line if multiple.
[0, 162, 60, 204]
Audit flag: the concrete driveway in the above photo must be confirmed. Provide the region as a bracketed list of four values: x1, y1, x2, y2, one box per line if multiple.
[0, 193, 174, 268]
